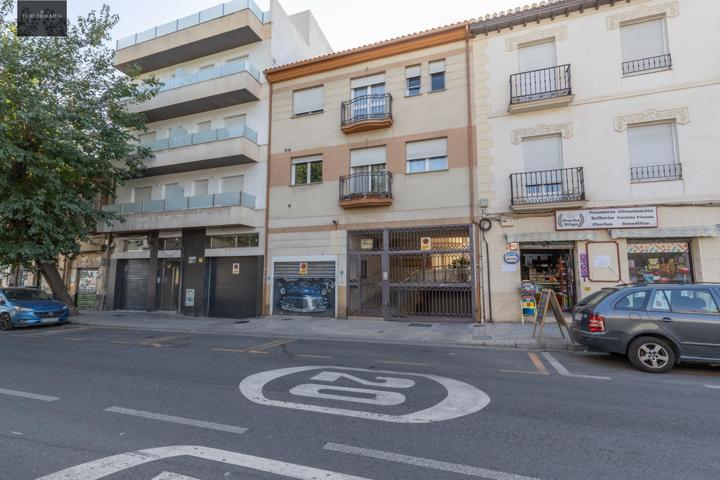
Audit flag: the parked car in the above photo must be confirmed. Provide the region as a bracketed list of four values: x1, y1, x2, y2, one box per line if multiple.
[0, 288, 70, 330]
[570, 283, 720, 373]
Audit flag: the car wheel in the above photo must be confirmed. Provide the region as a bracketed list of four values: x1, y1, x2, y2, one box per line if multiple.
[628, 336, 676, 373]
[0, 313, 13, 331]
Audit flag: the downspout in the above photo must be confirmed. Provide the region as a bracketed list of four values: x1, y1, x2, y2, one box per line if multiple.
[464, 25, 483, 323]
[262, 82, 273, 316]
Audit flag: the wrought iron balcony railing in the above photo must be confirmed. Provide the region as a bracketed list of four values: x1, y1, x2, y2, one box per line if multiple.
[510, 167, 585, 206]
[630, 163, 682, 182]
[510, 64, 572, 105]
[622, 54, 672, 75]
[341, 94, 392, 126]
[339, 171, 393, 202]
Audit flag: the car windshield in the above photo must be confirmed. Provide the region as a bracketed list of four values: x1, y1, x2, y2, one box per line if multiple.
[3, 289, 53, 301]
[576, 288, 616, 307]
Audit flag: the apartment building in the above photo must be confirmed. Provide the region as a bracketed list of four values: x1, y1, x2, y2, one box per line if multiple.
[469, 0, 720, 321]
[98, 0, 331, 317]
[264, 24, 480, 321]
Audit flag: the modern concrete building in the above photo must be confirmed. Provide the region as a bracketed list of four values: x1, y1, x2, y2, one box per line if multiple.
[469, 0, 720, 321]
[100, 0, 331, 317]
[264, 24, 480, 321]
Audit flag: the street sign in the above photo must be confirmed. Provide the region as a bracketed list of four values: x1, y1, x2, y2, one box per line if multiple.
[232, 263, 240, 275]
[239, 365, 490, 423]
[420, 237, 432, 251]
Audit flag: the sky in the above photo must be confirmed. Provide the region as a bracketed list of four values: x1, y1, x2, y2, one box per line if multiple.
[59, 0, 522, 51]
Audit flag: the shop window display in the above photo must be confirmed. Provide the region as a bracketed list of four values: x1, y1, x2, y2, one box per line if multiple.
[627, 240, 692, 284]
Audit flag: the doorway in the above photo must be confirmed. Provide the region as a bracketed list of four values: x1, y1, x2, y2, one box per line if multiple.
[520, 246, 576, 311]
[158, 259, 181, 311]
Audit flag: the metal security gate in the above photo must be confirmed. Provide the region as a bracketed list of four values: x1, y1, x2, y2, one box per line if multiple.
[209, 257, 261, 319]
[116, 259, 149, 310]
[348, 225, 474, 322]
[273, 261, 336, 317]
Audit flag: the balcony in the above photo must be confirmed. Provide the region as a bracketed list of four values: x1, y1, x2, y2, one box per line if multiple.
[622, 54, 672, 76]
[510, 167, 585, 209]
[99, 191, 260, 233]
[339, 172, 393, 209]
[630, 163, 682, 183]
[509, 64, 573, 113]
[141, 125, 259, 176]
[128, 62, 262, 122]
[114, 0, 270, 74]
[340, 94, 393, 134]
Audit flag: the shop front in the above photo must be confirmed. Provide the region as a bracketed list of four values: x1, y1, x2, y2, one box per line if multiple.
[626, 239, 693, 284]
[519, 243, 576, 311]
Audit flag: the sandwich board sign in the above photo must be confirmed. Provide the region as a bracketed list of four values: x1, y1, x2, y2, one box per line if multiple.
[532, 289, 572, 342]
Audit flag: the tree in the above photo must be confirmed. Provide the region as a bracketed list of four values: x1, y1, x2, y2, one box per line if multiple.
[0, 0, 157, 309]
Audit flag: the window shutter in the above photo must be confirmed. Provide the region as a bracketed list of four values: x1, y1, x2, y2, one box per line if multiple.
[522, 135, 563, 172]
[517, 40, 556, 72]
[405, 65, 421, 78]
[627, 123, 675, 167]
[293, 86, 324, 115]
[350, 146, 387, 167]
[224, 115, 246, 128]
[428, 60, 446, 74]
[406, 138, 448, 160]
[350, 73, 385, 89]
[291, 154, 322, 165]
[620, 19, 666, 62]
[220, 175, 244, 193]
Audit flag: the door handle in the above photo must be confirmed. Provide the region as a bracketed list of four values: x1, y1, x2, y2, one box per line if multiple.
[660, 317, 673, 323]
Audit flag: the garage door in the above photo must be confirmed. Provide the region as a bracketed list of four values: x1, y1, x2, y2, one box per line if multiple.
[209, 257, 260, 319]
[273, 261, 335, 317]
[117, 259, 149, 310]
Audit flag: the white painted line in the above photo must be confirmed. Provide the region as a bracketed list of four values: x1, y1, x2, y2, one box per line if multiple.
[104, 407, 247, 434]
[376, 360, 429, 367]
[324, 442, 540, 480]
[0, 387, 59, 402]
[704, 384, 720, 390]
[541, 352, 611, 380]
[152, 472, 200, 480]
[297, 354, 332, 359]
[36, 445, 372, 480]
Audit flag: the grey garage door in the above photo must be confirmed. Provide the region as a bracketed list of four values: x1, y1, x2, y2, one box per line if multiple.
[116, 259, 149, 310]
[209, 257, 261, 319]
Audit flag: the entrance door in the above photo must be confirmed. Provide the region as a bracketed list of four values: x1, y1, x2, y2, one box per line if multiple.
[209, 257, 260, 319]
[520, 248, 576, 311]
[117, 259, 149, 310]
[158, 260, 181, 311]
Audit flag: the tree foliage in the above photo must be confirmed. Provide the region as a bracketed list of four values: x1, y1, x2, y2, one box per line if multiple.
[0, 0, 157, 300]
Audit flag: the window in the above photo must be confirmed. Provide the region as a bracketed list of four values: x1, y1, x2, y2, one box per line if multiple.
[627, 240, 692, 283]
[291, 155, 322, 185]
[223, 115, 246, 136]
[628, 122, 677, 170]
[220, 175, 244, 193]
[132, 186, 152, 203]
[196, 121, 212, 132]
[293, 86, 324, 116]
[517, 40, 556, 72]
[159, 237, 181, 250]
[207, 233, 259, 249]
[614, 291, 650, 311]
[139, 131, 156, 144]
[124, 238, 149, 252]
[620, 18, 667, 64]
[226, 56, 248, 66]
[350, 147, 387, 193]
[164, 183, 184, 199]
[406, 138, 448, 174]
[522, 134, 563, 197]
[654, 289, 720, 315]
[350, 74, 386, 119]
[429, 60, 445, 92]
[405, 65, 421, 96]
[193, 180, 209, 196]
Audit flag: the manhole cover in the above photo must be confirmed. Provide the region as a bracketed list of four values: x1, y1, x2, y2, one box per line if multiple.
[408, 323, 433, 327]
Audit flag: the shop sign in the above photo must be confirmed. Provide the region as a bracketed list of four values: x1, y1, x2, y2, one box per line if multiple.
[298, 262, 308, 275]
[506, 242, 519, 252]
[360, 238, 374, 250]
[232, 263, 240, 275]
[579, 253, 589, 279]
[555, 207, 658, 230]
[503, 251, 520, 264]
[420, 237, 432, 251]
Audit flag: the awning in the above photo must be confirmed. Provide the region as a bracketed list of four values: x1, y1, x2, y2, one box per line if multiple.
[610, 225, 720, 239]
[505, 231, 597, 243]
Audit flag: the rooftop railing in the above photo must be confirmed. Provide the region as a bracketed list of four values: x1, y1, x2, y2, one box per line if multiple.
[143, 125, 258, 152]
[103, 191, 256, 214]
[116, 0, 270, 50]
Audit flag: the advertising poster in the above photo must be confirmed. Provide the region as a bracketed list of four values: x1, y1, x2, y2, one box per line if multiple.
[274, 277, 335, 317]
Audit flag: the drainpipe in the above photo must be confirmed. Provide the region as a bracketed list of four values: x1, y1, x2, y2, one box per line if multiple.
[262, 82, 273, 316]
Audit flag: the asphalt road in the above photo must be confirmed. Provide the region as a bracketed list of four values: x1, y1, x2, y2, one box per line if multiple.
[1, 322, 719, 480]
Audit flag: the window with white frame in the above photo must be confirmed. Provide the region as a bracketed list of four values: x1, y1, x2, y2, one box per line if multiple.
[220, 175, 244, 193]
[406, 138, 448, 174]
[350, 146, 387, 194]
[627, 122, 679, 180]
[620, 18, 669, 73]
[292, 86, 324, 116]
[223, 114, 246, 135]
[517, 40, 557, 72]
[132, 186, 152, 203]
[139, 131, 156, 144]
[193, 179, 209, 196]
[428, 60, 445, 92]
[196, 121, 212, 132]
[522, 134, 563, 197]
[291, 155, 322, 185]
[406, 65, 421, 96]
[163, 183, 184, 199]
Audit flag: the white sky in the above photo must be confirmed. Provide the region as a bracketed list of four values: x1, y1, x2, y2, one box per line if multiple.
[62, 0, 522, 51]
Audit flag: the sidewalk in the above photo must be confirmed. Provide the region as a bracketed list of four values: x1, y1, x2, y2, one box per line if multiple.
[74, 311, 579, 351]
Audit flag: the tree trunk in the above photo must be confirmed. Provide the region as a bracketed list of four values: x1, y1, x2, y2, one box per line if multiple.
[37, 261, 79, 315]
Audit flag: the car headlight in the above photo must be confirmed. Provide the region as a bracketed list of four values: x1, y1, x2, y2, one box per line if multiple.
[13, 306, 33, 312]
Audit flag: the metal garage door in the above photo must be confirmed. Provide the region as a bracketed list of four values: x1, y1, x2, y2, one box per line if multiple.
[272, 262, 336, 317]
[117, 259, 149, 310]
[209, 257, 260, 319]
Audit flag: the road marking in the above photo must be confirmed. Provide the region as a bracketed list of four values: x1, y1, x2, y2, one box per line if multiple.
[63, 337, 86, 341]
[704, 384, 720, 389]
[28, 327, 92, 337]
[324, 442, 541, 480]
[248, 350, 270, 354]
[139, 334, 192, 347]
[297, 354, 332, 359]
[36, 445, 371, 480]
[542, 352, 611, 380]
[152, 473, 200, 480]
[212, 338, 293, 354]
[375, 360, 429, 367]
[499, 369, 546, 376]
[0, 387, 59, 402]
[528, 352, 549, 375]
[104, 406, 247, 434]
[239, 365, 490, 423]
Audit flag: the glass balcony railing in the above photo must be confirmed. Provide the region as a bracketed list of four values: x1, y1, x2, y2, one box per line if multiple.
[103, 191, 256, 214]
[116, 0, 270, 50]
[143, 125, 259, 152]
[147, 61, 262, 94]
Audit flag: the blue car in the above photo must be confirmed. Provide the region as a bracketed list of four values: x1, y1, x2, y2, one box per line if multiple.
[0, 288, 70, 330]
